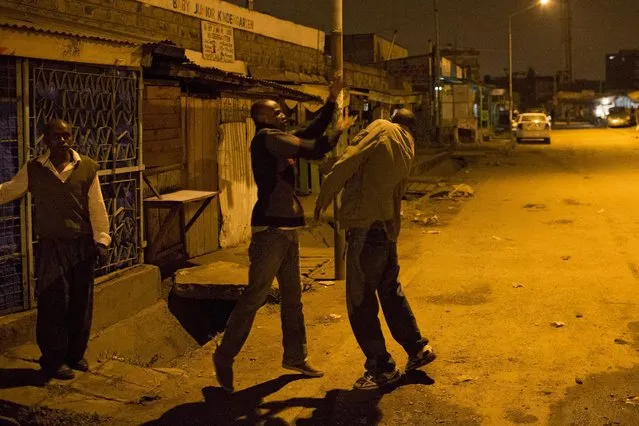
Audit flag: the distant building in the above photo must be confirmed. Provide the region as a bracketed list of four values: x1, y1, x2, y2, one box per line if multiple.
[336, 33, 409, 65]
[441, 48, 481, 81]
[606, 50, 639, 90]
[484, 73, 555, 111]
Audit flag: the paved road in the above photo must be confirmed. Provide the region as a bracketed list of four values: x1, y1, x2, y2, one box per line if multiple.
[123, 127, 639, 425]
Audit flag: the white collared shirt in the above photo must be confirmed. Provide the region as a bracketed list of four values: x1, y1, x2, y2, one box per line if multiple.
[0, 150, 111, 246]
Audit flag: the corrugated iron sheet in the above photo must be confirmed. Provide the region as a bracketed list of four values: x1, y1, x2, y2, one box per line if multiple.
[0, 17, 143, 45]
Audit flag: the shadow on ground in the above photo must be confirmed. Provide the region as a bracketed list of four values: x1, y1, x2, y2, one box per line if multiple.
[142, 370, 446, 425]
[548, 366, 639, 425]
[167, 293, 236, 345]
[0, 368, 47, 389]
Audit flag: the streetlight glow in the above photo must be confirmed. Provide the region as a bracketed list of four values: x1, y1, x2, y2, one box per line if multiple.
[540, 0, 550, 6]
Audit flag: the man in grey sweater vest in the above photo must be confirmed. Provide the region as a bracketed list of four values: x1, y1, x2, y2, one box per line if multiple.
[0, 119, 110, 380]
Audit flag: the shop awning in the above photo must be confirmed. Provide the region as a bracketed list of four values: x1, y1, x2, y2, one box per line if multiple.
[0, 18, 146, 67]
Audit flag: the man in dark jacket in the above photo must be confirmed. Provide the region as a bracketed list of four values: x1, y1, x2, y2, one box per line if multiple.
[214, 81, 356, 393]
[0, 119, 110, 380]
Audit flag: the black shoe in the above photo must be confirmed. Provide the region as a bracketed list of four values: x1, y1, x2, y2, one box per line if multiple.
[406, 345, 437, 371]
[353, 369, 402, 390]
[68, 358, 89, 372]
[43, 364, 75, 381]
[213, 351, 234, 393]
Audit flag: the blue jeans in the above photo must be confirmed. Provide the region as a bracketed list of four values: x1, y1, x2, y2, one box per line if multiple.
[346, 226, 427, 374]
[216, 228, 307, 365]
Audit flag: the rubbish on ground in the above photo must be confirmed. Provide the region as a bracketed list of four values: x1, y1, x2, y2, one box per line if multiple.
[492, 236, 502, 241]
[576, 313, 583, 318]
[318, 281, 336, 287]
[598, 209, 605, 214]
[427, 230, 440, 235]
[429, 184, 474, 199]
[329, 314, 342, 320]
[523, 203, 546, 209]
[453, 375, 477, 385]
[625, 397, 639, 405]
[614, 338, 630, 345]
[561, 256, 572, 261]
[112, 355, 125, 362]
[423, 215, 440, 226]
[551, 321, 565, 328]
[512, 283, 525, 288]
[575, 377, 584, 385]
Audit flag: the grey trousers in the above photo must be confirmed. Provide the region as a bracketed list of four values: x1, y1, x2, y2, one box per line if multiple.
[346, 226, 427, 374]
[216, 228, 308, 365]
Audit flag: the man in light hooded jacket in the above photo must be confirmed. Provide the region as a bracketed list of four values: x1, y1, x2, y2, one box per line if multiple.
[315, 109, 436, 390]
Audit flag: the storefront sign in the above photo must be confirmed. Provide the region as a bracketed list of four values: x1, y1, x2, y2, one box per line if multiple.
[201, 21, 234, 62]
[137, 0, 324, 51]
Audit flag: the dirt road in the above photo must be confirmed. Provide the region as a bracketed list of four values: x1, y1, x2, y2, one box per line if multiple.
[133, 127, 639, 425]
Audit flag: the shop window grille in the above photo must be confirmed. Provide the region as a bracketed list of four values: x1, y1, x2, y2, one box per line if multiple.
[0, 57, 24, 314]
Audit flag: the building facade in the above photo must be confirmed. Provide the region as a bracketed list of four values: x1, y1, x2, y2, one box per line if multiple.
[606, 50, 639, 91]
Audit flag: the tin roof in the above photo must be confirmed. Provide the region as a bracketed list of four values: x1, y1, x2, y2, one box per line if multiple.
[0, 16, 152, 45]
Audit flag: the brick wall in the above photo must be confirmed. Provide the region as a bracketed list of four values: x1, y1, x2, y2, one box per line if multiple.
[234, 29, 325, 77]
[384, 55, 432, 88]
[0, 0, 325, 77]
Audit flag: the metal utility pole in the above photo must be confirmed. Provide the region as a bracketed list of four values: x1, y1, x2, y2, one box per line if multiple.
[434, 0, 442, 145]
[246, 0, 254, 10]
[331, 0, 345, 280]
[560, 0, 573, 85]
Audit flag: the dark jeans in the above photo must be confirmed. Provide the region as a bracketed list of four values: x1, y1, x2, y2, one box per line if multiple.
[346, 227, 427, 374]
[217, 228, 307, 365]
[36, 236, 96, 371]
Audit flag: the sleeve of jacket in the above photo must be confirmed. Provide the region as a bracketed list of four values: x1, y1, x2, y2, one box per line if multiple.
[293, 101, 336, 139]
[0, 165, 28, 205]
[315, 132, 382, 213]
[265, 128, 343, 160]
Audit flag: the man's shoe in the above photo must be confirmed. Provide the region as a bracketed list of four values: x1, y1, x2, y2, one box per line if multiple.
[282, 361, 324, 377]
[213, 352, 234, 393]
[406, 345, 437, 372]
[43, 364, 75, 381]
[68, 359, 90, 372]
[353, 369, 402, 390]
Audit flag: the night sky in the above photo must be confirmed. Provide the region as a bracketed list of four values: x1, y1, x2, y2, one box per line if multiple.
[228, 0, 639, 81]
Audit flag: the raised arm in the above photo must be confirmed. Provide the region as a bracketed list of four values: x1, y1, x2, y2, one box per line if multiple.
[0, 165, 28, 205]
[266, 114, 357, 161]
[293, 80, 344, 139]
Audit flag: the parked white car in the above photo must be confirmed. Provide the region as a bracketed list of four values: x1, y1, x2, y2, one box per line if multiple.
[515, 113, 551, 144]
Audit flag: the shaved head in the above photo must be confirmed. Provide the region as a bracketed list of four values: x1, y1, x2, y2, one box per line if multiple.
[250, 99, 287, 130]
[391, 109, 416, 132]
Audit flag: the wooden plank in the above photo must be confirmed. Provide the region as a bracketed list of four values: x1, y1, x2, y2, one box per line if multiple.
[145, 85, 180, 101]
[145, 190, 218, 204]
[144, 115, 181, 130]
[144, 150, 183, 167]
[146, 139, 183, 153]
[143, 99, 181, 115]
[143, 128, 181, 142]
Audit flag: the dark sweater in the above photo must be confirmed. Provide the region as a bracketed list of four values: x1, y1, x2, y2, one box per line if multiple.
[27, 156, 99, 240]
[250, 101, 340, 227]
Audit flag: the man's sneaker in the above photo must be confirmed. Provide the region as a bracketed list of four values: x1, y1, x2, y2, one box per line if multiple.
[68, 358, 89, 372]
[213, 352, 234, 393]
[353, 369, 402, 390]
[43, 364, 75, 381]
[406, 345, 437, 372]
[282, 361, 324, 377]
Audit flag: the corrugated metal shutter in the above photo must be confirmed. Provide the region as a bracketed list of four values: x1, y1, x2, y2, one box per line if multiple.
[217, 119, 257, 248]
